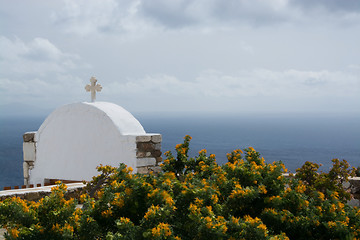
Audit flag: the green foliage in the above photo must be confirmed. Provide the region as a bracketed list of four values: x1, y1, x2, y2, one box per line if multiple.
[355, 166, 360, 177]
[295, 159, 356, 202]
[1, 135, 360, 239]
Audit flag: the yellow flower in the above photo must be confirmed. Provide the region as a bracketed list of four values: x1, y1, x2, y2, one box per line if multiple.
[231, 216, 240, 224]
[295, 184, 306, 193]
[264, 208, 277, 215]
[201, 165, 207, 171]
[332, 191, 339, 199]
[329, 204, 336, 213]
[259, 185, 267, 194]
[257, 223, 267, 232]
[9, 228, 19, 238]
[164, 172, 176, 179]
[151, 223, 172, 237]
[328, 221, 337, 228]
[125, 188, 132, 195]
[63, 223, 74, 233]
[199, 149, 207, 154]
[194, 198, 204, 206]
[152, 226, 161, 237]
[270, 233, 290, 240]
[226, 162, 236, 171]
[211, 194, 219, 204]
[144, 205, 160, 220]
[217, 173, 227, 184]
[34, 223, 44, 233]
[244, 215, 261, 225]
[316, 206, 322, 213]
[101, 209, 112, 217]
[164, 178, 172, 186]
[120, 217, 131, 223]
[52, 223, 61, 231]
[97, 190, 104, 198]
[235, 149, 243, 154]
[180, 148, 186, 154]
[204, 216, 212, 229]
[112, 195, 124, 208]
[269, 195, 282, 202]
[165, 195, 174, 206]
[73, 213, 80, 222]
[269, 165, 276, 172]
[80, 194, 88, 203]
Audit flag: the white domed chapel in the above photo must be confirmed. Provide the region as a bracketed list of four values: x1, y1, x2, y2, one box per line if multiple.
[22, 77, 162, 186]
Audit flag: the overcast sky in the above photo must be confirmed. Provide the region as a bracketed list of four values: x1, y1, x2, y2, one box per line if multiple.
[0, 0, 359, 115]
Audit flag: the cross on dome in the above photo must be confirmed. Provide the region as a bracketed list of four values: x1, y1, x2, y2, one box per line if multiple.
[85, 76, 102, 102]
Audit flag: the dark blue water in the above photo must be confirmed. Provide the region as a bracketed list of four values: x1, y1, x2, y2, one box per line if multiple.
[1, 113, 359, 189]
[0, 117, 46, 189]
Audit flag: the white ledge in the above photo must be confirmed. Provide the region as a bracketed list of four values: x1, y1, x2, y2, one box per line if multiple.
[0, 183, 85, 197]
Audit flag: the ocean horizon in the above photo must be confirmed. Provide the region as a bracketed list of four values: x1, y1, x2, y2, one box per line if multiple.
[1, 112, 359, 189]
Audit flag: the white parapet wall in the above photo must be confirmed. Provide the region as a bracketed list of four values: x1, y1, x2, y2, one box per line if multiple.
[0, 183, 85, 201]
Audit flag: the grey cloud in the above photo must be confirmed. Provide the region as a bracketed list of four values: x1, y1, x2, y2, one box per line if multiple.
[304, 78, 327, 86]
[210, 0, 292, 26]
[138, 0, 199, 28]
[138, 0, 294, 28]
[290, 0, 360, 13]
[138, 0, 360, 29]
[50, 0, 360, 35]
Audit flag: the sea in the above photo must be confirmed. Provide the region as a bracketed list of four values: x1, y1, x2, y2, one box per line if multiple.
[0, 112, 359, 189]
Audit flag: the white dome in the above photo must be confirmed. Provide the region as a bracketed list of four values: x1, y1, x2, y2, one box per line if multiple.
[36, 102, 145, 139]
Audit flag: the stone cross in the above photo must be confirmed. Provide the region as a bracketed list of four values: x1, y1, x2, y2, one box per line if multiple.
[85, 76, 102, 102]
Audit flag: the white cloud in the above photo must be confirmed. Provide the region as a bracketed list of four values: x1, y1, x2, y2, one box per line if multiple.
[0, 36, 83, 77]
[52, 0, 156, 36]
[106, 69, 359, 99]
[23, 38, 63, 61]
[0, 36, 89, 105]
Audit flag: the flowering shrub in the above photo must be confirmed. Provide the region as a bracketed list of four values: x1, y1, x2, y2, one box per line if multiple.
[295, 159, 356, 202]
[1, 135, 360, 239]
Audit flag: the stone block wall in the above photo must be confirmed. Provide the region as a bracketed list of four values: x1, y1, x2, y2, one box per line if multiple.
[136, 134, 162, 174]
[23, 132, 36, 186]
